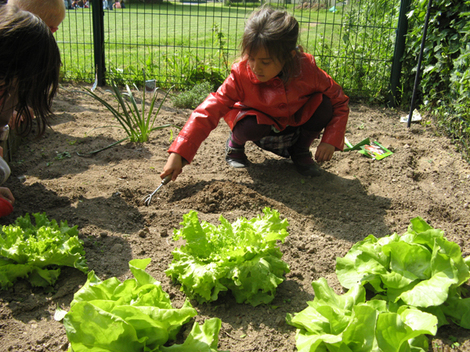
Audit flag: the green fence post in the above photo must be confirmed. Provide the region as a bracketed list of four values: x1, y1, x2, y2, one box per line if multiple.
[92, 0, 106, 86]
[388, 0, 412, 107]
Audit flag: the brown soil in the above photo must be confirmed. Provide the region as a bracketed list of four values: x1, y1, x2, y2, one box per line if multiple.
[1, 83, 470, 352]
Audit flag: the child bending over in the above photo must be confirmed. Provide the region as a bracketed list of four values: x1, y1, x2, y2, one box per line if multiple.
[161, 7, 349, 181]
[6, 0, 65, 128]
[0, 5, 61, 209]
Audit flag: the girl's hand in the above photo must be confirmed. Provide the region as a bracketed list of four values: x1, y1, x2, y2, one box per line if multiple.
[0, 187, 14, 204]
[315, 142, 335, 162]
[160, 153, 186, 182]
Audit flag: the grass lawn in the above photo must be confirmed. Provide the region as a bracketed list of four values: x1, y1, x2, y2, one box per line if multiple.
[55, 1, 349, 87]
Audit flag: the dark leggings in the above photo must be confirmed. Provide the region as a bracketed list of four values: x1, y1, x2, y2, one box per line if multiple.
[231, 95, 333, 147]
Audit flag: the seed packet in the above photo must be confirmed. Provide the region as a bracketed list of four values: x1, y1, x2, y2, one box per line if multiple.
[359, 141, 393, 160]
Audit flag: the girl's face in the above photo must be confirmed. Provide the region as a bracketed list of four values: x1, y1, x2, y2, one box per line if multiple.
[247, 47, 283, 83]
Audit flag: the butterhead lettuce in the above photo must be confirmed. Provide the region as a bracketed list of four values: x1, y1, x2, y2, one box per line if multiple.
[165, 207, 290, 306]
[0, 213, 88, 289]
[336, 217, 470, 328]
[286, 278, 438, 352]
[56, 258, 227, 352]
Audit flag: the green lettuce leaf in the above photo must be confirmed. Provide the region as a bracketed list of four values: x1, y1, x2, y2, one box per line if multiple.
[336, 217, 470, 327]
[57, 258, 226, 352]
[335, 234, 392, 292]
[165, 208, 290, 306]
[161, 318, 228, 352]
[336, 217, 470, 304]
[375, 310, 436, 352]
[440, 292, 470, 329]
[286, 278, 437, 352]
[0, 213, 88, 289]
[287, 278, 366, 336]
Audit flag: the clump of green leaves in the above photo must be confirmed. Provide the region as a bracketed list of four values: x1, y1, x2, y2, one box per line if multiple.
[0, 213, 88, 289]
[401, 0, 470, 161]
[287, 217, 470, 352]
[287, 278, 438, 352]
[81, 78, 173, 153]
[336, 216, 470, 328]
[165, 207, 290, 306]
[55, 258, 227, 352]
[172, 81, 213, 109]
[313, 0, 397, 101]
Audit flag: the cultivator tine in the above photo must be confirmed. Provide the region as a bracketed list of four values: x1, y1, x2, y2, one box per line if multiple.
[143, 175, 171, 206]
[144, 160, 187, 205]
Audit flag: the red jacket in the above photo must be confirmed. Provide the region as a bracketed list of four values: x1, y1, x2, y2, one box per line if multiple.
[169, 52, 349, 163]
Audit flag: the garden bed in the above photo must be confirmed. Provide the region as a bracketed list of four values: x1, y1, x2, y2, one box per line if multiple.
[1, 83, 470, 351]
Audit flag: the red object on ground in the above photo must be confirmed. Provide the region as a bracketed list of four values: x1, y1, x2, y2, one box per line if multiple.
[0, 197, 13, 217]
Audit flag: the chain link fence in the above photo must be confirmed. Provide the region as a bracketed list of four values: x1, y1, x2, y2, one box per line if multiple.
[56, 0, 403, 100]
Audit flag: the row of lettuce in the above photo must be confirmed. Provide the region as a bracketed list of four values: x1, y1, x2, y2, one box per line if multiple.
[1, 210, 470, 351]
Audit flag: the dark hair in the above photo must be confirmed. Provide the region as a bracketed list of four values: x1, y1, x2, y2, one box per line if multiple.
[241, 7, 300, 83]
[0, 5, 61, 137]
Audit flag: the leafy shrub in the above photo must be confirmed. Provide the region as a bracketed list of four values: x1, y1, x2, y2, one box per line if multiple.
[172, 82, 213, 109]
[401, 0, 470, 160]
[401, 0, 468, 106]
[0, 213, 88, 289]
[155, 25, 229, 91]
[315, 0, 399, 101]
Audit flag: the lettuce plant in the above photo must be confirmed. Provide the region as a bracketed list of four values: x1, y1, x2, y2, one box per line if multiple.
[55, 258, 227, 352]
[0, 213, 88, 289]
[287, 217, 470, 351]
[286, 278, 438, 352]
[165, 207, 290, 306]
[336, 217, 470, 328]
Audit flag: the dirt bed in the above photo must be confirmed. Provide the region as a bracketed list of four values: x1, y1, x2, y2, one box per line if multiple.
[1, 84, 470, 352]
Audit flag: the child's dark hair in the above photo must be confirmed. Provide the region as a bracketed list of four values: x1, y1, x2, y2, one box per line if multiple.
[241, 7, 300, 83]
[0, 5, 61, 137]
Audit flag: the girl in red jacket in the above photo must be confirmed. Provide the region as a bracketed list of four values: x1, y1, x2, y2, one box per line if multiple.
[162, 6, 349, 180]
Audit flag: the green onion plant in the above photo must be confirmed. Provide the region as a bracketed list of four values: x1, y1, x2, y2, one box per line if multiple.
[79, 79, 175, 156]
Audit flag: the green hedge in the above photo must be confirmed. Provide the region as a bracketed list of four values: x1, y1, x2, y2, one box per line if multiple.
[401, 0, 470, 161]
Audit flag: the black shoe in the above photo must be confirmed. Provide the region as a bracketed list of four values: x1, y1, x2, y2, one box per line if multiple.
[291, 150, 322, 177]
[225, 137, 248, 168]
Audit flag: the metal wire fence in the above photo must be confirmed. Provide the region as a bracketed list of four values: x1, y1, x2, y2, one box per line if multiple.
[55, 0, 402, 99]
